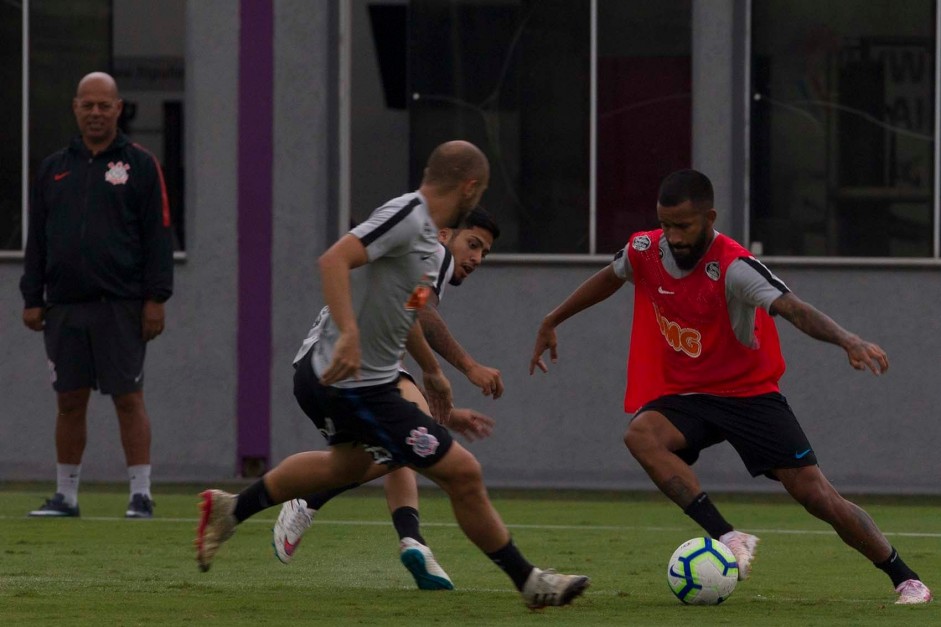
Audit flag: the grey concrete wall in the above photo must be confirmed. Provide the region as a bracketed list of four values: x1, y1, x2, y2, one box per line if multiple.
[146, 0, 241, 480]
[1, 1, 938, 495]
[269, 0, 333, 461]
[692, 0, 735, 236]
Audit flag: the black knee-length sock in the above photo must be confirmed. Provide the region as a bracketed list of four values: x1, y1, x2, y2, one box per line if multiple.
[874, 547, 920, 587]
[487, 539, 535, 591]
[683, 492, 734, 538]
[234, 478, 275, 523]
[391, 506, 425, 544]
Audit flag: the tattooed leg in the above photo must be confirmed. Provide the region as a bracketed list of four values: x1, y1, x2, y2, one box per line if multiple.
[624, 412, 702, 509]
[776, 466, 892, 562]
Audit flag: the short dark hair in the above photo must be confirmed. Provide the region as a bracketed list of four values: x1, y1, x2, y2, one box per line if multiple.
[657, 169, 714, 208]
[458, 206, 500, 240]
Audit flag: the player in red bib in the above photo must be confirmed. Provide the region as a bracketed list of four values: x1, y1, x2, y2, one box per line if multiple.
[529, 169, 931, 605]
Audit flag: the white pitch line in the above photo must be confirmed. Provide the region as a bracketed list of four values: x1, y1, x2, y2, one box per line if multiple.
[2, 515, 939, 538]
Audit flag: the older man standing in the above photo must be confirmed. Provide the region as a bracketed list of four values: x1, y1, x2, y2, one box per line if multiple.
[20, 72, 174, 519]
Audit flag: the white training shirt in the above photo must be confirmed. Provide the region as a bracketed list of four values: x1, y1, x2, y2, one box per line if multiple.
[293, 191, 446, 387]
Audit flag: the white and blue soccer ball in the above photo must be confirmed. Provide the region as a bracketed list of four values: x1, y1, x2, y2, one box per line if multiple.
[667, 537, 739, 605]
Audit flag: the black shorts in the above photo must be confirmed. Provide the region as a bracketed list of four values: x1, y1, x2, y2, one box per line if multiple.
[43, 300, 146, 396]
[293, 349, 453, 468]
[635, 392, 818, 479]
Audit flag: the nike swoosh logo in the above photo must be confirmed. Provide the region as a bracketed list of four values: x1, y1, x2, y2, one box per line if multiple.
[668, 565, 686, 578]
[283, 538, 300, 556]
[658, 286, 675, 295]
[795, 448, 812, 459]
[54, 171, 71, 181]
[421, 254, 432, 260]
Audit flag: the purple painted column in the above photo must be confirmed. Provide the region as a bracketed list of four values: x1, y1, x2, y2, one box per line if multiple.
[236, 0, 273, 476]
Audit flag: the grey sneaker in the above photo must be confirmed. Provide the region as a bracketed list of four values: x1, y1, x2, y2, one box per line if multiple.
[28, 493, 80, 518]
[399, 537, 454, 590]
[521, 567, 590, 609]
[195, 489, 237, 572]
[273, 499, 314, 564]
[126, 493, 155, 519]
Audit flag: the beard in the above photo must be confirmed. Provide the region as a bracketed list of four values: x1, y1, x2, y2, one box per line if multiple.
[669, 231, 710, 270]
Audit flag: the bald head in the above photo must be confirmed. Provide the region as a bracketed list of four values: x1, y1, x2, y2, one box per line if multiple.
[76, 72, 119, 99]
[422, 140, 490, 190]
[419, 140, 490, 229]
[73, 72, 123, 153]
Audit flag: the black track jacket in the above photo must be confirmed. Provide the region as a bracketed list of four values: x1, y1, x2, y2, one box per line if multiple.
[20, 132, 174, 308]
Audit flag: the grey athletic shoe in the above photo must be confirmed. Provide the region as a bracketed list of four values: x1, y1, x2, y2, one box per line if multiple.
[28, 493, 80, 518]
[399, 537, 454, 590]
[125, 493, 155, 519]
[195, 489, 237, 572]
[521, 567, 590, 609]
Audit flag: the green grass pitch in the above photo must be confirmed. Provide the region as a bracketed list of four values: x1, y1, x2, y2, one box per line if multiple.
[1, 485, 938, 625]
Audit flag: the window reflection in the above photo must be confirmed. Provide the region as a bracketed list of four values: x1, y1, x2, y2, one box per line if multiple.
[0, 0, 23, 250]
[596, 0, 691, 254]
[751, 0, 936, 257]
[409, 0, 591, 254]
[407, 0, 691, 254]
[4, 0, 185, 253]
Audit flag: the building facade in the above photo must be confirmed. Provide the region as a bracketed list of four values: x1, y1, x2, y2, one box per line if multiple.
[1, 1, 939, 492]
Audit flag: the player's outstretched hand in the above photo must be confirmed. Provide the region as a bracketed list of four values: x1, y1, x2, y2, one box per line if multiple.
[423, 369, 453, 423]
[529, 322, 558, 375]
[447, 407, 495, 442]
[845, 337, 889, 375]
[466, 363, 504, 399]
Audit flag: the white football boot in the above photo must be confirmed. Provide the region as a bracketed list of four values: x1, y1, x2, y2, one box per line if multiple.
[272, 498, 315, 564]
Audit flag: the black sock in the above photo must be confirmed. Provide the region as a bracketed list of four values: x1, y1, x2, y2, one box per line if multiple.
[874, 547, 920, 587]
[391, 506, 425, 544]
[486, 539, 535, 591]
[683, 492, 734, 539]
[304, 483, 360, 511]
[234, 478, 275, 523]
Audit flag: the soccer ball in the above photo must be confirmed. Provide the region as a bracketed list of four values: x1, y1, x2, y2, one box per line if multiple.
[667, 537, 739, 605]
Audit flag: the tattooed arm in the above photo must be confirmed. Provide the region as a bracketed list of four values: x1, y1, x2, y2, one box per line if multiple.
[770, 292, 888, 375]
[419, 293, 503, 399]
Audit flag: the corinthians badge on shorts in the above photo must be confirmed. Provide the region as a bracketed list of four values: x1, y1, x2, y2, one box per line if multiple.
[406, 426, 440, 457]
[105, 161, 131, 186]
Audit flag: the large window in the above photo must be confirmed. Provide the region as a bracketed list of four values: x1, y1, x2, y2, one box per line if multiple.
[0, 0, 24, 251]
[751, 0, 937, 258]
[597, 1, 691, 253]
[2, 0, 185, 253]
[407, 0, 691, 255]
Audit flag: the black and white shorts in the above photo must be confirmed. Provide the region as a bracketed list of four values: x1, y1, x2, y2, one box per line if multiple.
[43, 300, 146, 396]
[635, 392, 818, 479]
[293, 349, 453, 468]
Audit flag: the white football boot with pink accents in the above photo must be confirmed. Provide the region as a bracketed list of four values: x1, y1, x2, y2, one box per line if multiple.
[895, 579, 932, 604]
[718, 530, 759, 580]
